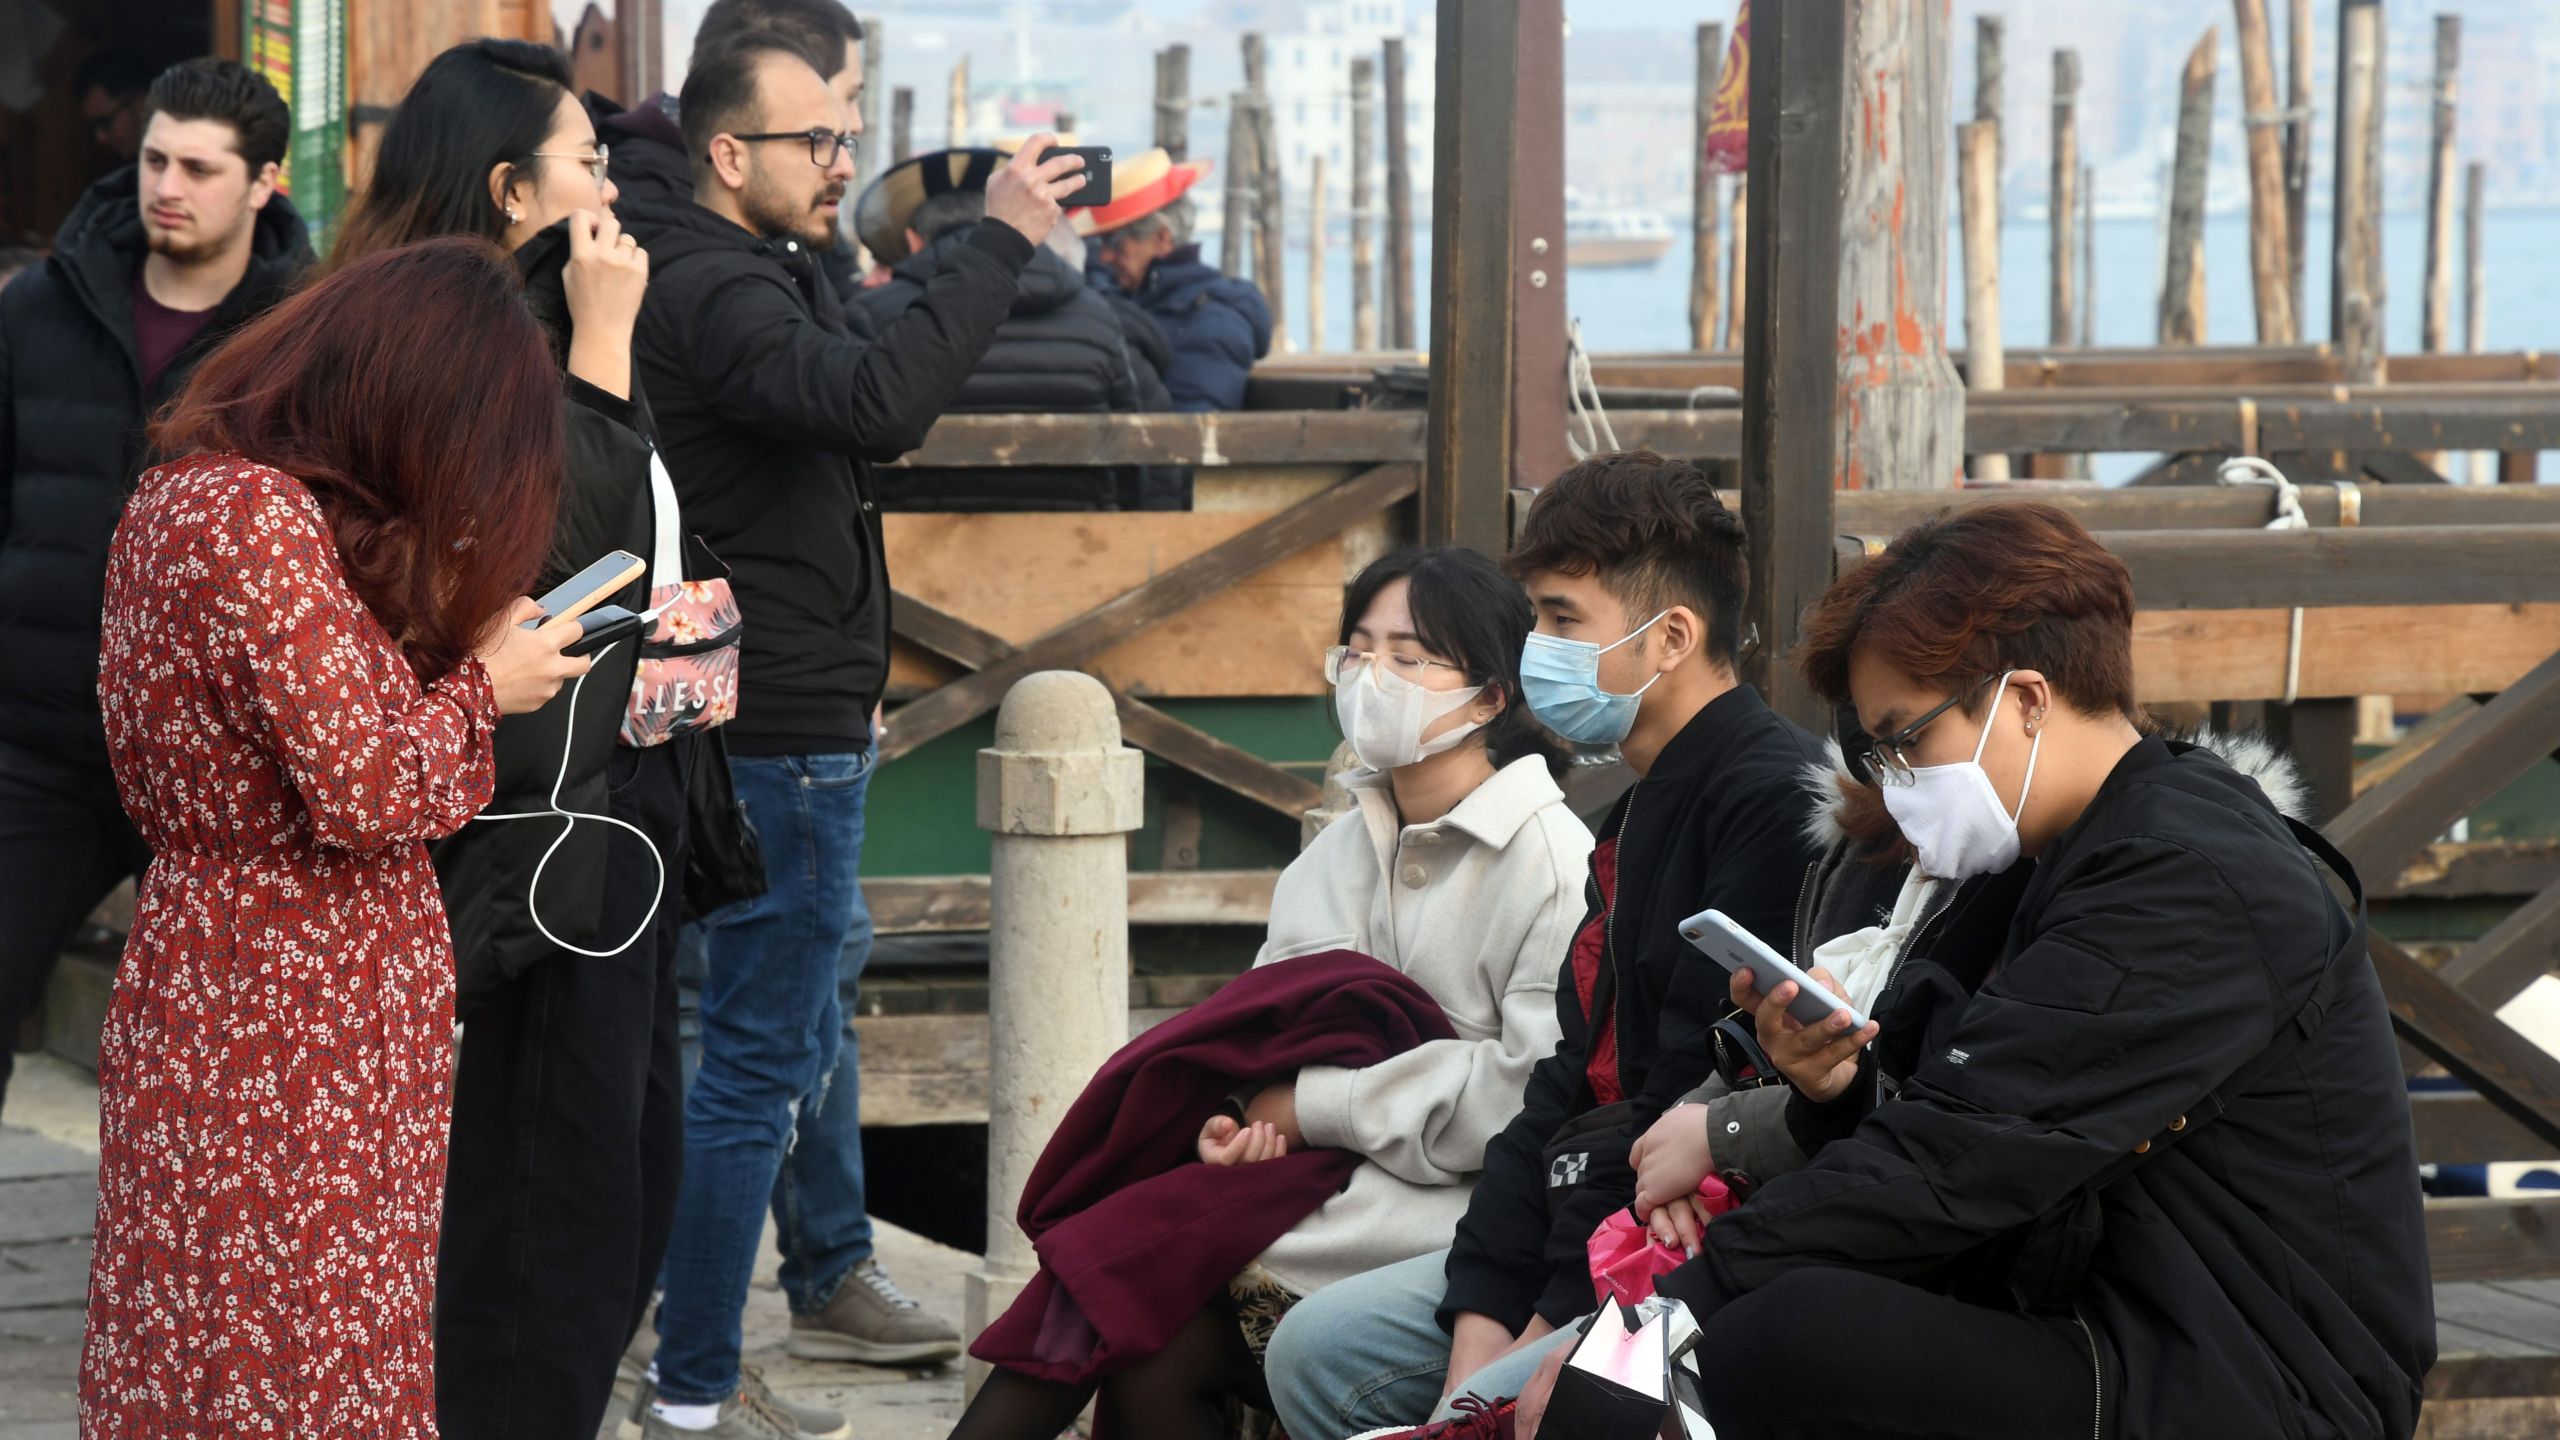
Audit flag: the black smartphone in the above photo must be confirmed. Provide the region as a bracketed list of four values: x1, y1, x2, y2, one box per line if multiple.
[565, 604, 647, 659]
[521, 550, 645, 629]
[1049, 145, 1113, 204]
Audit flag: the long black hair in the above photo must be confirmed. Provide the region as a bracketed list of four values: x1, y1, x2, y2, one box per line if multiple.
[1337, 547, 1567, 777]
[330, 39, 577, 265]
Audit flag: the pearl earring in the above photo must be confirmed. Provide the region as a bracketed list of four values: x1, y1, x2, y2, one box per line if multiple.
[505, 205, 521, 223]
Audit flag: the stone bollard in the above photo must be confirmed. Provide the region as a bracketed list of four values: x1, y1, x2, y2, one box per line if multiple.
[964, 671, 1146, 1396]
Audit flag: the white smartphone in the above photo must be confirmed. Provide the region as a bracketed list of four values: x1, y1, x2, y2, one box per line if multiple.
[1678, 907, 1869, 1031]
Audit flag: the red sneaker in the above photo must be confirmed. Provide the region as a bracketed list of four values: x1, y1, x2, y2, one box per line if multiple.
[1343, 1395, 1518, 1440]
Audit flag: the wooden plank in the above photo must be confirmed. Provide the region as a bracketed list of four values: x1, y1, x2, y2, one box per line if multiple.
[2379, 934, 2560, 1155]
[2439, 884, 2560, 1010]
[865, 870, 1280, 935]
[2383, 841, 2560, 902]
[2331, 647, 2560, 881]
[890, 410, 1426, 469]
[2428, 1197, 2560, 1283]
[1424, 0, 1530, 550]
[2432, 1279, 2560, 1356]
[2097, 527, 2560, 611]
[1839, 481, 2560, 533]
[880, 465, 1414, 759]
[2361, 450, 2454, 487]
[1736, 0, 1844, 732]
[2415, 1092, 2560, 1166]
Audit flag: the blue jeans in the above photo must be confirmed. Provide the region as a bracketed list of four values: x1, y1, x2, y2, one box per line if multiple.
[654, 751, 879, 1404]
[1263, 1249, 1582, 1439]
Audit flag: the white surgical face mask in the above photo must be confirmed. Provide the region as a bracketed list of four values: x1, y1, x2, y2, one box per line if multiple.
[1333, 659, 1486, 772]
[1876, 673, 2040, 881]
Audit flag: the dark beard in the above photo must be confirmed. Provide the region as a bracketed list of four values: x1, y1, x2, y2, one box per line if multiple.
[742, 173, 844, 249]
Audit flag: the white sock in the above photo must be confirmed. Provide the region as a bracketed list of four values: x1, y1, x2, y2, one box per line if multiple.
[652, 1401, 721, 1431]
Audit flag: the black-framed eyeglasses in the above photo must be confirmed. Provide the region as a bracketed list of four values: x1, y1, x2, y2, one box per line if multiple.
[1840, 675, 1996, 787]
[726, 128, 858, 169]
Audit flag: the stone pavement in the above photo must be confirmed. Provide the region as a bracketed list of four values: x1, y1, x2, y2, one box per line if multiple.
[0, 1053, 973, 1440]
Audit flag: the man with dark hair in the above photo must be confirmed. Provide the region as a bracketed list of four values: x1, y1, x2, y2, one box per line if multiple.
[0, 56, 307, 1110]
[73, 49, 156, 163]
[849, 148, 1172, 510]
[619, 37, 1087, 1438]
[1264, 450, 1828, 1438]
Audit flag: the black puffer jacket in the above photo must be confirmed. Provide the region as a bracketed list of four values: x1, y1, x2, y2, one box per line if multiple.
[1662, 737, 2433, 1440]
[1441, 685, 1826, 1332]
[622, 197, 1031, 754]
[0, 168, 307, 761]
[429, 221, 656, 1013]
[852, 223, 1172, 512]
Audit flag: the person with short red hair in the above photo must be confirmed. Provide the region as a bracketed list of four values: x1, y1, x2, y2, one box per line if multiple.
[1513, 501, 2434, 1440]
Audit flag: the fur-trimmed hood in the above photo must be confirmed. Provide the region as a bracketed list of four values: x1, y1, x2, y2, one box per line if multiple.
[1799, 727, 2314, 854]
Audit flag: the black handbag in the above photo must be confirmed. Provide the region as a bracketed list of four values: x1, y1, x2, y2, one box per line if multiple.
[680, 726, 768, 922]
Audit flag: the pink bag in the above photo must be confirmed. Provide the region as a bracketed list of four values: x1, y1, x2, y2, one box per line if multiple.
[1587, 1177, 1738, 1304]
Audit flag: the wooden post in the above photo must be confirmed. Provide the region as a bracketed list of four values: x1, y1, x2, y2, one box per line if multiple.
[1221, 82, 1255, 275]
[2049, 50, 2079, 348]
[1423, 0, 1568, 547]
[2079, 162, 2096, 348]
[1307, 153, 1327, 352]
[1383, 38, 1417, 351]
[2333, 0, 2385, 385]
[1722, 178, 1746, 351]
[2233, 0, 2297, 344]
[2160, 29, 2215, 346]
[1959, 121, 2009, 483]
[2465, 161, 2486, 356]
[2284, 0, 2313, 324]
[948, 55, 969, 147]
[891, 86, 913, 162]
[1350, 57, 1379, 350]
[1251, 75, 1287, 352]
[2422, 16, 2460, 357]
[1835, 0, 1963, 492]
[1690, 22, 1725, 352]
[1740, 0, 1845, 729]
[1154, 43, 1190, 161]
[1976, 15, 2003, 232]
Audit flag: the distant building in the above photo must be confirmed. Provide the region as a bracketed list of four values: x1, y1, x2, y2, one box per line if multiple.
[1256, 0, 1437, 216]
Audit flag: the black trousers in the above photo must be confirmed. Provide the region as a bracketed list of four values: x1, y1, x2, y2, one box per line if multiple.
[436, 737, 693, 1440]
[0, 737, 150, 1105]
[1694, 1268, 2097, 1440]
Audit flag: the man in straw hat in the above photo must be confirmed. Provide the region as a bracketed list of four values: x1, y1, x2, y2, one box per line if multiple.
[1077, 146, 1271, 413]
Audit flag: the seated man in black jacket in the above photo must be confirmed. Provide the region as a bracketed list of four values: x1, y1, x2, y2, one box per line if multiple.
[849, 147, 1174, 511]
[1516, 501, 2433, 1440]
[1264, 450, 1825, 1439]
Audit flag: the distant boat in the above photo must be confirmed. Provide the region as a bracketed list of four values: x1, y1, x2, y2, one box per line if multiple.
[1567, 206, 1675, 269]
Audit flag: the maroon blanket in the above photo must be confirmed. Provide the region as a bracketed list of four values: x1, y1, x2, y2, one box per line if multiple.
[969, 950, 1457, 1384]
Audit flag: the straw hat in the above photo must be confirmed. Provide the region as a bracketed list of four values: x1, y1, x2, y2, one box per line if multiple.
[1068, 147, 1214, 239]
[851, 147, 1008, 264]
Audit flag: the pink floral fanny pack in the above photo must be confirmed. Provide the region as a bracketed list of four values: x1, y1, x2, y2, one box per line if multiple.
[620, 577, 741, 747]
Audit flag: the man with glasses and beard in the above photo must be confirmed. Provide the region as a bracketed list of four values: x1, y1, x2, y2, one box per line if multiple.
[618, 36, 1089, 1440]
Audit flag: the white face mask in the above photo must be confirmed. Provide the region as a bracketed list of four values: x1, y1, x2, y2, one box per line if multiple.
[1877, 673, 2041, 881]
[1333, 659, 1486, 772]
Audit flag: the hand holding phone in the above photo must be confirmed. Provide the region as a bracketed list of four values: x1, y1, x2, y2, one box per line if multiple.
[520, 550, 646, 630]
[1679, 908, 1867, 1030]
[481, 599, 594, 716]
[1048, 145, 1113, 205]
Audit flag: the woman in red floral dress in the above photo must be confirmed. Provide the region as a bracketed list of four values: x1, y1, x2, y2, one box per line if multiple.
[84, 238, 591, 1437]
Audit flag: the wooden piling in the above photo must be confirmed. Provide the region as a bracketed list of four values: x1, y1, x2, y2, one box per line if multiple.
[2233, 0, 2297, 344]
[1223, 37, 1261, 278]
[2467, 160, 2489, 484]
[858, 17, 883, 178]
[1307, 153, 1327, 352]
[1690, 21, 1725, 352]
[1251, 67, 1287, 352]
[890, 86, 913, 162]
[1384, 37, 1417, 351]
[2049, 49, 2078, 347]
[1959, 121, 2009, 482]
[2284, 0, 2313, 324]
[2160, 29, 2215, 347]
[1154, 44, 1190, 161]
[2423, 15, 2460, 356]
[2333, 0, 2385, 385]
[1351, 57, 1379, 351]
[1722, 178, 1746, 352]
[1976, 15, 2004, 233]
[2080, 162, 2096, 348]
[948, 55, 968, 147]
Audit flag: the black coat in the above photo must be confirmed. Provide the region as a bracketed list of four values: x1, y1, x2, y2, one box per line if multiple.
[852, 224, 1173, 512]
[0, 168, 308, 761]
[1442, 685, 1826, 1332]
[593, 90, 868, 306]
[429, 222, 657, 1012]
[621, 197, 1031, 754]
[1663, 737, 2434, 1440]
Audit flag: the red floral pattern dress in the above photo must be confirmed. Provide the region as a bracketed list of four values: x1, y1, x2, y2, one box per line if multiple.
[83, 456, 499, 1437]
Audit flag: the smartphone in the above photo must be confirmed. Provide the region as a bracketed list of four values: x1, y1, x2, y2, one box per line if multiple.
[1678, 907, 1870, 1031]
[521, 550, 645, 630]
[565, 604, 646, 658]
[1049, 145, 1113, 204]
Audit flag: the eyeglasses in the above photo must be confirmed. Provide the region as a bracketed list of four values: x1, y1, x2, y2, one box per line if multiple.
[1324, 646, 1465, 686]
[530, 144, 611, 181]
[727, 128, 858, 169]
[1840, 676, 1996, 787]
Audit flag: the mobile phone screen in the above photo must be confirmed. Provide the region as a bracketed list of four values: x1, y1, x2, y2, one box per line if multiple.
[523, 551, 646, 629]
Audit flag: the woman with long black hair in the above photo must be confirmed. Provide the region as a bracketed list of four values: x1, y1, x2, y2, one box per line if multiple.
[331, 39, 754, 1440]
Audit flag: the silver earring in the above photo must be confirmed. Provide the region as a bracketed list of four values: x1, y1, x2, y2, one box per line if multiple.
[505, 205, 521, 223]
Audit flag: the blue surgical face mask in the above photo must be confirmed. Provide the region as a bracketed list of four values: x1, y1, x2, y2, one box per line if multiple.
[1519, 610, 1670, 745]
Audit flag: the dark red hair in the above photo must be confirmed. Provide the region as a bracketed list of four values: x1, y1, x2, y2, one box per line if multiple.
[155, 236, 563, 683]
